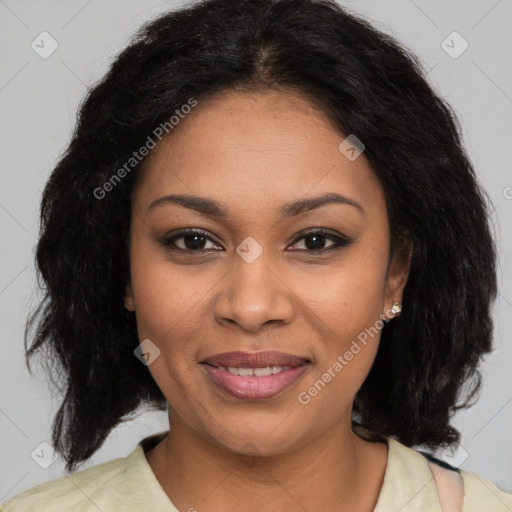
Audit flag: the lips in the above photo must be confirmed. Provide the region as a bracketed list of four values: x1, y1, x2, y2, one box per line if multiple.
[201, 351, 311, 369]
[200, 351, 312, 400]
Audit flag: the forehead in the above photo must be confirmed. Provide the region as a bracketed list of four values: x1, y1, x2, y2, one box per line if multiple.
[133, 89, 386, 219]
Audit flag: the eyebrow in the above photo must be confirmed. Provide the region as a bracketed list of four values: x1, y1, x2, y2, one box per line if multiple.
[148, 192, 365, 218]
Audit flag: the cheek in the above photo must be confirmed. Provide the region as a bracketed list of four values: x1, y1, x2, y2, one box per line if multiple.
[129, 237, 215, 342]
[127, 245, 214, 403]
[292, 252, 388, 399]
[293, 254, 387, 338]
[129, 252, 205, 406]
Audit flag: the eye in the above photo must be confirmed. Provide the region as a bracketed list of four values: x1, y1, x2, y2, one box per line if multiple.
[287, 229, 353, 253]
[159, 228, 223, 252]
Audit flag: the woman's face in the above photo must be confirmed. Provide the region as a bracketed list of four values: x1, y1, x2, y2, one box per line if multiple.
[125, 89, 410, 456]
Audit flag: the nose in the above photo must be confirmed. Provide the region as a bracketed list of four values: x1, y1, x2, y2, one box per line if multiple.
[213, 249, 295, 333]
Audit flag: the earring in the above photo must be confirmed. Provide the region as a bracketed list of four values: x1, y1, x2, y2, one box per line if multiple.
[391, 302, 402, 316]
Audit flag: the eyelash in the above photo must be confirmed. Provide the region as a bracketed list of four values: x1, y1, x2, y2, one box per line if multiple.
[159, 228, 353, 255]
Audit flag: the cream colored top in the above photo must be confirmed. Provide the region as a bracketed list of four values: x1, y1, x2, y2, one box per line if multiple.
[2, 431, 511, 511]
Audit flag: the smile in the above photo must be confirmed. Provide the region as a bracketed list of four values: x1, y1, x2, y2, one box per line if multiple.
[200, 351, 311, 400]
[213, 365, 293, 376]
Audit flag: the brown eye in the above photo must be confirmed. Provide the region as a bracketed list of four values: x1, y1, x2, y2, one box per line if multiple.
[160, 229, 223, 253]
[288, 229, 353, 253]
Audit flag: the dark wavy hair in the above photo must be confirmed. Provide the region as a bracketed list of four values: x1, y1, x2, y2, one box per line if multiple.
[25, 0, 498, 471]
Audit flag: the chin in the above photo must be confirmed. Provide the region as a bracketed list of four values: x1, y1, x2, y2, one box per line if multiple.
[204, 414, 307, 456]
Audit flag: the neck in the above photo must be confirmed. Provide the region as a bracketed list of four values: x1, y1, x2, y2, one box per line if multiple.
[145, 413, 388, 512]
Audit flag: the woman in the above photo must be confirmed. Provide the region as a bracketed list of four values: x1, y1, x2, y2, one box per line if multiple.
[2, 0, 510, 510]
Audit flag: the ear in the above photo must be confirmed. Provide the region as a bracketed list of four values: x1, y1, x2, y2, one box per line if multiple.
[123, 282, 136, 312]
[383, 234, 412, 320]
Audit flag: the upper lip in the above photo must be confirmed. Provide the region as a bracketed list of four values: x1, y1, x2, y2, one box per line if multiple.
[201, 351, 311, 368]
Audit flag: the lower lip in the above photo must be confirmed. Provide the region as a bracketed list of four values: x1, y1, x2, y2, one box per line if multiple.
[201, 364, 310, 400]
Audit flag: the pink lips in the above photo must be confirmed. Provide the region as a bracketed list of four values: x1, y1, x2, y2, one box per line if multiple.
[200, 351, 311, 400]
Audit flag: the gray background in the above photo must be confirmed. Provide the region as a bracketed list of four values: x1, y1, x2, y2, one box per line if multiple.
[1, 0, 511, 501]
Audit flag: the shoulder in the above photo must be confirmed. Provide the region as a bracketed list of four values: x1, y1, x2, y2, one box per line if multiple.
[378, 437, 512, 511]
[0, 431, 172, 512]
[458, 468, 512, 512]
[418, 449, 512, 511]
[0, 455, 129, 511]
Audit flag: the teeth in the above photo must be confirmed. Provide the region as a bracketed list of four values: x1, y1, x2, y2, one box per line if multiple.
[254, 367, 272, 377]
[222, 365, 293, 376]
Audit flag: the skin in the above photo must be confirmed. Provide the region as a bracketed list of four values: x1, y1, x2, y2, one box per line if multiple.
[124, 88, 412, 512]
